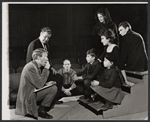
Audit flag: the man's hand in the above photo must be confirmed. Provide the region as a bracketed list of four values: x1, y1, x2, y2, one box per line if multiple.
[51, 67, 57, 75]
[91, 80, 99, 87]
[46, 81, 56, 86]
[44, 61, 50, 69]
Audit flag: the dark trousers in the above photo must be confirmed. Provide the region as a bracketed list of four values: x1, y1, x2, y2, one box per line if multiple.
[47, 69, 63, 102]
[84, 79, 94, 98]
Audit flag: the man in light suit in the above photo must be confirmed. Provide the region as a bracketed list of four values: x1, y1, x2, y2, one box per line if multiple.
[16, 48, 57, 119]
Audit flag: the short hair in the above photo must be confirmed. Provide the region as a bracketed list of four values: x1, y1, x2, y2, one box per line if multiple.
[32, 48, 48, 60]
[63, 59, 71, 64]
[118, 21, 132, 30]
[98, 28, 116, 44]
[41, 27, 52, 34]
[86, 48, 98, 60]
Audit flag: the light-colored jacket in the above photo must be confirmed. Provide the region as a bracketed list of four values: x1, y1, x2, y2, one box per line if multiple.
[15, 61, 49, 118]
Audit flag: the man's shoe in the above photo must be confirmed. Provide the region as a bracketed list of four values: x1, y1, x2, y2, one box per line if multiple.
[55, 100, 63, 104]
[25, 114, 38, 120]
[38, 111, 53, 119]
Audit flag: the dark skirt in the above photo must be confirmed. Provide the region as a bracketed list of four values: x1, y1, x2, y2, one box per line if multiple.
[91, 86, 125, 104]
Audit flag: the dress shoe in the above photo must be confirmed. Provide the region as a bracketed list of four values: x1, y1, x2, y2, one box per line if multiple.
[100, 104, 109, 111]
[93, 101, 102, 105]
[55, 100, 63, 104]
[86, 97, 95, 104]
[80, 95, 90, 99]
[38, 110, 53, 119]
[106, 101, 113, 109]
[25, 114, 38, 120]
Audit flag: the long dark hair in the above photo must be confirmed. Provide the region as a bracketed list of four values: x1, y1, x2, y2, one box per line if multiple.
[95, 8, 112, 24]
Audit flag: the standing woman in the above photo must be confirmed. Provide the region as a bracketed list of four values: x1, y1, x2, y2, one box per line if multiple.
[98, 28, 134, 86]
[93, 8, 119, 45]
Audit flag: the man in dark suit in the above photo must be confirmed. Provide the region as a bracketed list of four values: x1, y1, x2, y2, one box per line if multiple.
[26, 27, 63, 104]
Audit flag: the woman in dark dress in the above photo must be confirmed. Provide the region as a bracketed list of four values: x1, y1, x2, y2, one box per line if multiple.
[93, 8, 119, 45]
[98, 28, 134, 86]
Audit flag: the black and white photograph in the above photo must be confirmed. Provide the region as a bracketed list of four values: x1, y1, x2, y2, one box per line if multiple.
[2, 2, 148, 120]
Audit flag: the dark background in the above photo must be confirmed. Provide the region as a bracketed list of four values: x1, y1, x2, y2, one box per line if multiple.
[9, 4, 148, 51]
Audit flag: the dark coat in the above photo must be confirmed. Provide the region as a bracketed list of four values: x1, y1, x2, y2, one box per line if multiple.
[15, 61, 50, 118]
[26, 38, 50, 63]
[120, 30, 148, 71]
[91, 66, 125, 104]
[76, 60, 104, 81]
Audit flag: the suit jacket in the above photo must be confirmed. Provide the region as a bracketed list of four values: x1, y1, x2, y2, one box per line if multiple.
[15, 61, 50, 118]
[26, 38, 50, 63]
[76, 60, 104, 81]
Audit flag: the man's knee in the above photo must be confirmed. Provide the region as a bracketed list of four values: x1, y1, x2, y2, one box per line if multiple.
[84, 80, 91, 87]
[48, 85, 57, 95]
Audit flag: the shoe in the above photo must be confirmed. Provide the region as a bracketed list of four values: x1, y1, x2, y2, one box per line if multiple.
[80, 95, 90, 99]
[93, 101, 102, 105]
[38, 111, 53, 119]
[86, 97, 95, 104]
[25, 114, 38, 120]
[55, 100, 63, 104]
[106, 101, 113, 109]
[101, 104, 109, 111]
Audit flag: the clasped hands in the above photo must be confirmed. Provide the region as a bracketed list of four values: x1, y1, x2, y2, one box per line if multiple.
[63, 88, 72, 96]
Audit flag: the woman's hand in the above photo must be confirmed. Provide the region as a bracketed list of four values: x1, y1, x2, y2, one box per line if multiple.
[125, 80, 135, 87]
[91, 80, 99, 87]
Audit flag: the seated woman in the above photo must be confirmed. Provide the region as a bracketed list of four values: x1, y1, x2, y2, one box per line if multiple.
[91, 53, 125, 111]
[98, 28, 133, 87]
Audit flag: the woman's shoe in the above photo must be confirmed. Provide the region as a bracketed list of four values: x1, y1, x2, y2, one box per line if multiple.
[100, 104, 109, 111]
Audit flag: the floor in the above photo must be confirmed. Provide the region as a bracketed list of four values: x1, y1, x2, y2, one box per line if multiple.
[8, 95, 148, 120]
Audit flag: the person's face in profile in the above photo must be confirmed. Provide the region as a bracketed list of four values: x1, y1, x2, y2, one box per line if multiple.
[86, 54, 95, 63]
[41, 32, 52, 44]
[97, 13, 105, 23]
[118, 26, 128, 36]
[38, 52, 48, 67]
[101, 35, 110, 46]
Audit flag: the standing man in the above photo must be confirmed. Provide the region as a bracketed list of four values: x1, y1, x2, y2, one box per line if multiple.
[118, 21, 148, 86]
[26, 27, 63, 104]
[15, 48, 57, 119]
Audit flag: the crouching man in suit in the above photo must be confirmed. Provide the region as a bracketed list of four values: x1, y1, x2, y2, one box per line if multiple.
[15, 48, 57, 119]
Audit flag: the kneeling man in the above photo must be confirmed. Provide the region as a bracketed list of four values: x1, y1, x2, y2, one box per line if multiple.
[15, 48, 57, 119]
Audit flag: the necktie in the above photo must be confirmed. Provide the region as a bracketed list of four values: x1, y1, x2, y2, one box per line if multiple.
[43, 43, 47, 50]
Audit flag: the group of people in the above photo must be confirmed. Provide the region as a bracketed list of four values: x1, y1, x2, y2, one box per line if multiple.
[15, 7, 148, 120]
